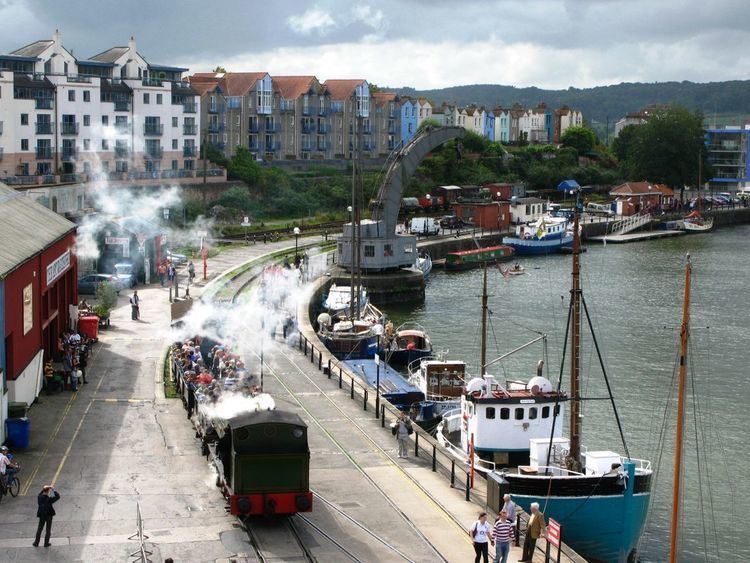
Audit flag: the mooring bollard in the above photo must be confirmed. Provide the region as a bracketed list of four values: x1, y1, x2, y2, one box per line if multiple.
[350, 378, 354, 399]
[338, 368, 343, 388]
[465, 475, 470, 501]
[326, 359, 331, 378]
[318, 352, 322, 370]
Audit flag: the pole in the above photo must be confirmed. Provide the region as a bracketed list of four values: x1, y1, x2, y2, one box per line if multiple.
[375, 360, 380, 414]
[669, 258, 692, 563]
[202, 133, 208, 185]
[260, 319, 265, 391]
[569, 200, 582, 464]
[480, 265, 488, 375]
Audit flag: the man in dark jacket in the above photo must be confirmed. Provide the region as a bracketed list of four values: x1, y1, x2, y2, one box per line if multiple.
[33, 485, 60, 547]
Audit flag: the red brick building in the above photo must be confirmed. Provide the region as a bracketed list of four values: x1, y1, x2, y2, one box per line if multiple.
[610, 182, 676, 215]
[0, 182, 77, 427]
[452, 200, 511, 230]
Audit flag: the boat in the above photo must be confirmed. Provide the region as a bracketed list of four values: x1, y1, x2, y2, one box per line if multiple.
[317, 302, 383, 360]
[322, 283, 368, 318]
[407, 353, 466, 419]
[502, 215, 574, 255]
[496, 196, 653, 563]
[682, 211, 714, 233]
[444, 245, 515, 270]
[346, 358, 424, 411]
[437, 267, 566, 470]
[415, 250, 433, 277]
[504, 263, 525, 276]
[383, 322, 433, 368]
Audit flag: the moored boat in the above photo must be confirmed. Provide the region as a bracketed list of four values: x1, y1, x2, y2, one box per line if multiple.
[502, 215, 573, 255]
[322, 283, 368, 318]
[407, 353, 466, 418]
[445, 245, 515, 270]
[416, 250, 433, 277]
[384, 322, 433, 368]
[682, 211, 714, 233]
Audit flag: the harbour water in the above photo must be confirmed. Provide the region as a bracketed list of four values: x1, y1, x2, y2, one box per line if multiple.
[390, 225, 750, 562]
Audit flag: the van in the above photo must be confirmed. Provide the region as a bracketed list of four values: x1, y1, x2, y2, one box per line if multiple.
[585, 202, 614, 216]
[409, 217, 441, 236]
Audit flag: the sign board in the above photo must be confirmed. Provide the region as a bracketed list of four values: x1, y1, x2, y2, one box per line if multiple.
[46, 249, 71, 286]
[160, 231, 168, 245]
[136, 233, 147, 248]
[241, 216, 251, 226]
[547, 518, 561, 549]
[374, 353, 380, 366]
[105, 236, 129, 246]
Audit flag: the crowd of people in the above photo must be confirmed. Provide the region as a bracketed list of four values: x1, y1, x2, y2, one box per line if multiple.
[44, 329, 94, 393]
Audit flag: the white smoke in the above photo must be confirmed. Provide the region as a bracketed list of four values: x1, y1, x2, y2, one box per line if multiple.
[199, 393, 276, 421]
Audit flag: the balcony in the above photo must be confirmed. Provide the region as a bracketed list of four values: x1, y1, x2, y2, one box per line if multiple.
[363, 143, 376, 151]
[207, 104, 224, 113]
[183, 124, 197, 135]
[142, 77, 163, 87]
[183, 146, 197, 157]
[318, 108, 328, 116]
[316, 141, 331, 151]
[36, 147, 53, 159]
[66, 75, 91, 83]
[302, 107, 311, 116]
[280, 101, 295, 112]
[62, 148, 77, 161]
[208, 122, 224, 133]
[116, 123, 132, 135]
[36, 98, 53, 110]
[114, 101, 131, 112]
[144, 123, 164, 136]
[248, 124, 260, 133]
[301, 145, 312, 152]
[317, 124, 330, 134]
[0, 148, 3, 161]
[60, 122, 79, 135]
[36, 122, 53, 135]
[302, 124, 314, 134]
[183, 102, 197, 113]
[60, 173, 83, 182]
[145, 146, 163, 160]
[264, 123, 280, 133]
[115, 146, 130, 158]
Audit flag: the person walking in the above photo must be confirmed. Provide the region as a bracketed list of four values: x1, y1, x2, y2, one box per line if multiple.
[33, 485, 60, 547]
[520, 502, 546, 562]
[393, 412, 413, 458]
[469, 512, 492, 563]
[62, 348, 76, 391]
[130, 290, 140, 321]
[187, 260, 195, 281]
[492, 509, 515, 563]
[157, 262, 167, 287]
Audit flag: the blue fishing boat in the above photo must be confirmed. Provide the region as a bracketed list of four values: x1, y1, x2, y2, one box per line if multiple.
[496, 196, 652, 563]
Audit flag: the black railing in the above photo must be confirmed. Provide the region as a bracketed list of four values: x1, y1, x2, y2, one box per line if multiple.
[183, 146, 197, 157]
[35, 122, 53, 134]
[183, 124, 197, 135]
[35, 98, 53, 109]
[60, 122, 79, 135]
[143, 123, 164, 136]
[35, 147, 53, 159]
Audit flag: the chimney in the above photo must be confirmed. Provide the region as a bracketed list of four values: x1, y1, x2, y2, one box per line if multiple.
[128, 36, 136, 54]
[53, 29, 61, 53]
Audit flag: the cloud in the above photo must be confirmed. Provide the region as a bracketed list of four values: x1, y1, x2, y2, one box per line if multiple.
[287, 7, 336, 36]
[351, 5, 386, 31]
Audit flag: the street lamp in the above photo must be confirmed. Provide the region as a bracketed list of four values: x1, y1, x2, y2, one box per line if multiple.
[347, 205, 353, 223]
[293, 226, 301, 264]
[163, 208, 170, 221]
[425, 193, 432, 208]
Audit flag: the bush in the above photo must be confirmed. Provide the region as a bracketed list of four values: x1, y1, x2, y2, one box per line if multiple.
[95, 282, 118, 317]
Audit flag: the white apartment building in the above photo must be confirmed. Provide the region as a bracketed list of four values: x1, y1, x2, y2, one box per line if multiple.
[416, 97, 433, 128]
[0, 31, 201, 185]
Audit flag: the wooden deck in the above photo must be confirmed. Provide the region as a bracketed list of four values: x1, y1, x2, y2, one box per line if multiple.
[589, 229, 685, 244]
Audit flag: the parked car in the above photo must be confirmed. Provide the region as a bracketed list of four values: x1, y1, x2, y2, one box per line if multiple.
[113, 262, 137, 288]
[409, 217, 441, 236]
[166, 250, 187, 264]
[439, 215, 464, 229]
[78, 274, 121, 295]
[585, 202, 614, 216]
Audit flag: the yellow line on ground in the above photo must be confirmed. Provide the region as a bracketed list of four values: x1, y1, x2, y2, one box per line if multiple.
[50, 398, 93, 486]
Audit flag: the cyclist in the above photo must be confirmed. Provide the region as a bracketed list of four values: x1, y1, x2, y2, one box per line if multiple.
[0, 446, 19, 490]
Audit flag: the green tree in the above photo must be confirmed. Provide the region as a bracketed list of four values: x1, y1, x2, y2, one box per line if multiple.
[201, 142, 228, 167]
[629, 106, 707, 200]
[227, 147, 261, 185]
[560, 126, 597, 156]
[213, 66, 227, 73]
[417, 118, 442, 131]
[611, 124, 640, 162]
[217, 186, 254, 212]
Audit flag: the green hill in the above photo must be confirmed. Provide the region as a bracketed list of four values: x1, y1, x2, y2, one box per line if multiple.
[395, 80, 750, 138]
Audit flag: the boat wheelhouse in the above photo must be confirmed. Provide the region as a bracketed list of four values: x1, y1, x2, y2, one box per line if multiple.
[407, 356, 466, 416]
[445, 245, 515, 270]
[385, 324, 433, 368]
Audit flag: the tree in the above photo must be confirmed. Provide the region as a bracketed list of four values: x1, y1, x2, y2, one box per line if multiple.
[611, 124, 640, 162]
[629, 106, 707, 200]
[417, 118, 442, 131]
[213, 66, 227, 73]
[560, 126, 597, 156]
[227, 147, 261, 186]
[217, 186, 254, 212]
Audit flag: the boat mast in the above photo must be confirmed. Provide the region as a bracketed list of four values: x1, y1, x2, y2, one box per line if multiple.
[349, 91, 358, 320]
[669, 256, 692, 563]
[569, 197, 582, 465]
[480, 265, 488, 375]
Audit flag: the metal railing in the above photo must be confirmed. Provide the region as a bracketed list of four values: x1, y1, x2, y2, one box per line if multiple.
[114, 101, 131, 112]
[607, 212, 651, 236]
[183, 102, 197, 113]
[128, 501, 152, 562]
[60, 122, 79, 135]
[36, 147, 53, 159]
[0, 147, 3, 161]
[183, 146, 197, 157]
[183, 124, 197, 135]
[35, 122, 53, 134]
[35, 98, 53, 109]
[144, 147, 163, 159]
[62, 148, 76, 161]
[143, 123, 164, 136]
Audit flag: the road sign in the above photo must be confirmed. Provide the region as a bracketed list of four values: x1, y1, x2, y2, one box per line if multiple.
[547, 518, 561, 548]
[136, 232, 147, 249]
[374, 353, 380, 366]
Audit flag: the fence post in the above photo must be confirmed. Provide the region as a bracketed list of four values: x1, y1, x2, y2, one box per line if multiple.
[363, 389, 368, 411]
[432, 444, 437, 472]
[465, 474, 470, 501]
[310, 344, 314, 362]
[381, 404, 385, 427]
[339, 368, 343, 388]
[327, 359, 331, 378]
[451, 460, 455, 486]
[318, 352, 322, 371]
[350, 378, 354, 399]
[414, 432, 419, 456]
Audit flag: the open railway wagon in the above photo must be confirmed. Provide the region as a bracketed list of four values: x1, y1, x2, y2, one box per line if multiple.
[206, 409, 313, 516]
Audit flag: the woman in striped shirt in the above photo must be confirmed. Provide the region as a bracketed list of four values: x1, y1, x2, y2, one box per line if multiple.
[491, 509, 515, 563]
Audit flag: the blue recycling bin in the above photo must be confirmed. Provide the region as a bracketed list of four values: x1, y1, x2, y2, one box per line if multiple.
[5, 417, 30, 449]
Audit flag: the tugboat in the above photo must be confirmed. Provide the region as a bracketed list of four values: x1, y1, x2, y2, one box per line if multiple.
[496, 191, 653, 563]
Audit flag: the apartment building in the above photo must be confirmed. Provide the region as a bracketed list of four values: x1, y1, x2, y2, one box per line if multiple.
[553, 106, 584, 143]
[0, 31, 202, 185]
[705, 126, 750, 191]
[371, 92, 402, 155]
[275, 76, 332, 160]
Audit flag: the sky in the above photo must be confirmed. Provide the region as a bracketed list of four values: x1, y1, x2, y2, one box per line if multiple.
[1, 0, 749, 90]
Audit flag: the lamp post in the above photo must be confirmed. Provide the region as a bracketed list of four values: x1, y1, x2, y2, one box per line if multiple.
[293, 226, 301, 265]
[163, 208, 170, 222]
[347, 205, 353, 223]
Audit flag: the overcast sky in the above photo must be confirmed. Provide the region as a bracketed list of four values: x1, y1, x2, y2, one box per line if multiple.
[2, 0, 749, 90]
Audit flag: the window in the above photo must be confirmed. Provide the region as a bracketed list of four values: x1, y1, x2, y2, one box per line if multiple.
[542, 406, 550, 419]
[514, 408, 524, 420]
[21, 139, 28, 151]
[486, 407, 496, 420]
[364, 245, 375, 257]
[171, 159, 178, 170]
[102, 139, 109, 150]
[83, 139, 90, 150]
[172, 139, 178, 149]
[83, 161, 91, 173]
[384, 244, 393, 257]
[143, 93, 149, 104]
[184, 159, 195, 170]
[83, 115, 90, 126]
[101, 160, 109, 172]
[172, 117, 178, 127]
[156, 93, 162, 105]
[68, 90, 75, 102]
[83, 90, 90, 102]
[529, 407, 538, 420]
[102, 115, 109, 126]
[115, 160, 128, 173]
[21, 113, 28, 125]
[500, 408, 510, 420]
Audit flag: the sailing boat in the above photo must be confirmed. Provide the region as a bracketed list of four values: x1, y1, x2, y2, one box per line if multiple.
[317, 110, 382, 360]
[498, 195, 653, 563]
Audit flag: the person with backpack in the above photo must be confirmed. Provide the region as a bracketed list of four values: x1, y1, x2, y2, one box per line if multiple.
[392, 411, 413, 458]
[469, 512, 492, 563]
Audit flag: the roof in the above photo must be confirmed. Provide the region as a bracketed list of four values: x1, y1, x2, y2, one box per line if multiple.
[190, 81, 221, 96]
[323, 79, 366, 100]
[225, 409, 306, 429]
[610, 182, 675, 196]
[272, 75, 318, 99]
[149, 63, 188, 73]
[190, 72, 223, 82]
[436, 185, 462, 191]
[77, 59, 115, 68]
[512, 197, 547, 204]
[11, 40, 53, 57]
[220, 72, 267, 96]
[0, 183, 76, 278]
[0, 54, 40, 63]
[89, 46, 129, 63]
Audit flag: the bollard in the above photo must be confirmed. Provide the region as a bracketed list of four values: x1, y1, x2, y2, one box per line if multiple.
[451, 460, 456, 486]
[381, 404, 385, 427]
[432, 444, 437, 472]
[350, 378, 354, 399]
[363, 389, 368, 411]
[310, 345, 314, 362]
[414, 432, 419, 457]
[465, 475, 470, 501]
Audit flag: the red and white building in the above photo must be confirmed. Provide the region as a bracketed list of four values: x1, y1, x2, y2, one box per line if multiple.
[0, 181, 77, 442]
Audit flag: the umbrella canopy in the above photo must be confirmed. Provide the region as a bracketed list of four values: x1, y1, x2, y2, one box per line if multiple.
[557, 179, 581, 192]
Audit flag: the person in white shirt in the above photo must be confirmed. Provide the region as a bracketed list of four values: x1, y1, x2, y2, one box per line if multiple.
[0, 446, 19, 488]
[470, 511, 492, 563]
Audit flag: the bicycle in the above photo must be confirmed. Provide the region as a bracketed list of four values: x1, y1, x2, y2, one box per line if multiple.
[0, 465, 21, 502]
